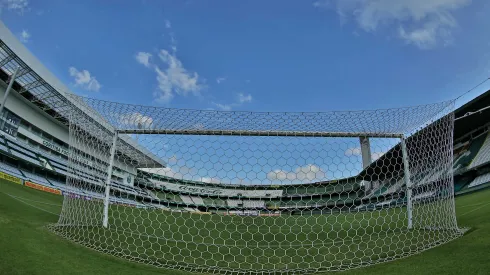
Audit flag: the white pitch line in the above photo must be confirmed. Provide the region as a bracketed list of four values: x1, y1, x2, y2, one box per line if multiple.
[3, 193, 61, 216]
[6, 193, 63, 207]
[458, 201, 490, 208]
[459, 202, 490, 217]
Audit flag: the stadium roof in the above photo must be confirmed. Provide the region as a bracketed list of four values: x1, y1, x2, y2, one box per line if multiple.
[454, 89, 490, 140]
[0, 21, 165, 168]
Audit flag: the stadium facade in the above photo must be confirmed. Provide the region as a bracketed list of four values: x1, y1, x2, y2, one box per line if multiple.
[0, 19, 488, 216]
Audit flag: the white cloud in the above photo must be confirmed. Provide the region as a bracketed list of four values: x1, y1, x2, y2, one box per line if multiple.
[169, 33, 177, 53]
[119, 112, 153, 129]
[398, 17, 455, 49]
[372, 151, 385, 160]
[142, 167, 221, 183]
[216, 77, 226, 84]
[314, 0, 471, 49]
[200, 177, 221, 184]
[141, 155, 196, 180]
[167, 155, 178, 164]
[68, 67, 101, 92]
[345, 147, 362, 156]
[135, 52, 152, 68]
[3, 0, 28, 14]
[19, 29, 30, 43]
[153, 67, 174, 102]
[145, 170, 223, 184]
[313, 0, 330, 9]
[140, 49, 202, 103]
[136, 22, 199, 103]
[158, 49, 201, 94]
[267, 164, 327, 183]
[238, 93, 252, 103]
[141, 167, 190, 179]
[212, 102, 233, 111]
[192, 123, 205, 129]
[345, 146, 386, 161]
[163, 19, 177, 52]
[211, 92, 253, 111]
[142, 155, 221, 183]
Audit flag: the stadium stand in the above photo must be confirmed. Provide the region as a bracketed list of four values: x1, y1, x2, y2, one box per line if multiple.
[0, 160, 24, 178]
[467, 172, 490, 189]
[155, 191, 182, 203]
[454, 176, 473, 192]
[180, 195, 195, 205]
[226, 199, 241, 207]
[47, 178, 65, 186]
[1, 120, 488, 214]
[204, 197, 227, 207]
[6, 141, 37, 158]
[453, 133, 487, 171]
[0, 23, 489, 216]
[413, 191, 436, 201]
[468, 133, 490, 169]
[184, 207, 198, 212]
[49, 180, 87, 194]
[243, 200, 265, 208]
[0, 139, 9, 153]
[53, 167, 68, 176]
[190, 196, 204, 205]
[9, 149, 39, 165]
[22, 170, 52, 186]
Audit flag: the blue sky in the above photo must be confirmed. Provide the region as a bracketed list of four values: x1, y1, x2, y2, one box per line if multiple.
[1, 0, 489, 184]
[1, 0, 490, 113]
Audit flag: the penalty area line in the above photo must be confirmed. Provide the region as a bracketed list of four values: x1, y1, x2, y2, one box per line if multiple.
[459, 201, 490, 217]
[3, 192, 61, 216]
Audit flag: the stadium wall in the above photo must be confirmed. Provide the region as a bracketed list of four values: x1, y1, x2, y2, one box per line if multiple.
[25, 181, 62, 195]
[0, 168, 65, 196]
[0, 170, 22, 184]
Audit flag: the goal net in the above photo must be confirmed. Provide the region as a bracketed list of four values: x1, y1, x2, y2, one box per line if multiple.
[50, 95, 463, 274]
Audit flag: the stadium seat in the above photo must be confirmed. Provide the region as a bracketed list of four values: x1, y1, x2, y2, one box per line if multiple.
[453, 133, 487, 170]
[467, 172, 490, 189]
[468, 133, 490, 169]
[0, 161, 24, 178]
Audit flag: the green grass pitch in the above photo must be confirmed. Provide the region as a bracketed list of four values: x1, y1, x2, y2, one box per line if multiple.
[0, 179, 489, 275]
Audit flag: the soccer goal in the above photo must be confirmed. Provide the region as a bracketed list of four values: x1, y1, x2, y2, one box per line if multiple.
[50, 95, 464, 274]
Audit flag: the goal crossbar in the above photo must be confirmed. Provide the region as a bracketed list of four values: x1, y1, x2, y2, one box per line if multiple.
[116, 129, 403, 138]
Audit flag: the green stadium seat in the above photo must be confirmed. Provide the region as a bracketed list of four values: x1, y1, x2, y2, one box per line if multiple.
[453, 134, 487, 170]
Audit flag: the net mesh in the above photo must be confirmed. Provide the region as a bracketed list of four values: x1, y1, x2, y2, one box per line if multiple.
[50, 95, 463, 274]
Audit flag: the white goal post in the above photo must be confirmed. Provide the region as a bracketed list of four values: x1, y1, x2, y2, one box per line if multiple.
[51, 95, 464, 274]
